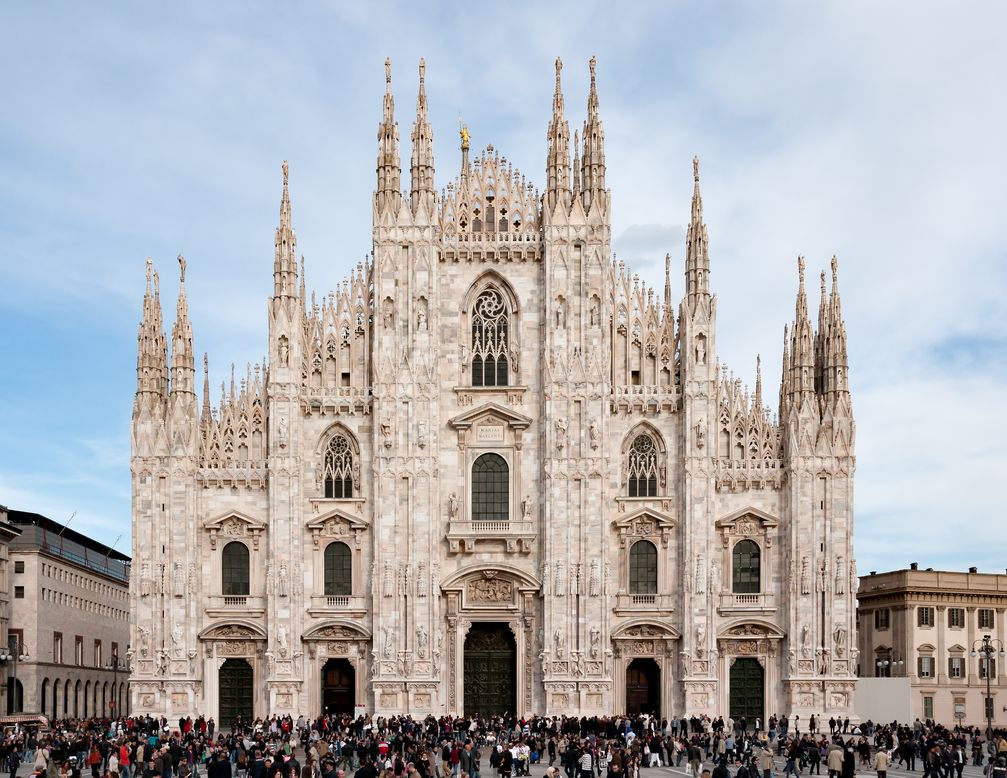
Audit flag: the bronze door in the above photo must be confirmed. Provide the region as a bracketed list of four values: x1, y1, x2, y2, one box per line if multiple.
[322, 658, 355, 715]
[464, 623, 516, 716]
[729, 657, 765, 722]
[626, 658, 661, 715]
[219, 658, 253, 725]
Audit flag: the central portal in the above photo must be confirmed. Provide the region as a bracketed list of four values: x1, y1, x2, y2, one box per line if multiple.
[464, 622, 516, 716]
[321, 658, 355, 715]
[626, 658, 661, 715]
[729, 657, 765, 722]
[218, 658, 253, 725]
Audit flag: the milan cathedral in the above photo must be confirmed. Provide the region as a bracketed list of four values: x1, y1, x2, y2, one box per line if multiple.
[129, 57, 857, 723]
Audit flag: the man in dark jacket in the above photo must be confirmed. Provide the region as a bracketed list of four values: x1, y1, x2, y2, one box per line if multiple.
[208, 752, 232, 778]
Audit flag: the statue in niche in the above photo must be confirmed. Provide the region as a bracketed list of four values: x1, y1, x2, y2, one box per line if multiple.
[171, 623, 183, 657]
[448, 493, 459, 519]
[416, 624, 428, 658]
[509, 345, 520, 377]
[695, 418, 706, 449]
[590, 626, 601, 658]
[833, 625, 847, 657]
[788, 649, 797, 675]
[277, 417, 288, 448]
[696, 335, 706, 365]
[521, 496, 532, 520]
[278, 624, 289, 657]
[417, 421, 428, 450]
[277, 563, 289, 597]
[556, 298, 566, 329]
[382, 626, 393, 658]
[555, 418, 568, 451]
[278, 335, 289, 366]
[589, 421, 600, 450]
[590, 299, 600, 326]
[554, 626, 566, 658]
[800, 623, 811, 657]
[380, 419, 392, 448]
[416, 299, 428, 331]
[382, 298, 394, 328]
[139, 625, 151, 657]
[695, 622, 707, 657]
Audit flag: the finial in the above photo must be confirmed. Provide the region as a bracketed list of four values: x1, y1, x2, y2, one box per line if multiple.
[757, 353, 762, 374]
[798, 255, 806, 281]
[820, 270, 826, 296]
[385, 57, 391, 86]
[555, 57, 563, 81]
[665, 253, 671, 274]
[419, 58, 425, 84]
[178, 254, 186, 283]
[589, 55, 596, 86]
[831, 254, 839, 280]
[153, 269, 159, 295]
[282, 160, 289, 187]
[693, 156, 700, 183]
[145, 257, 153, 284]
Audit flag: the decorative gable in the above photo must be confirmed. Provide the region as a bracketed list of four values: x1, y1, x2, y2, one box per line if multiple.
[612, 507, 677, 548]
[305, 507, 369, 549]
[203, 510, 267, 550]
[715, 507, 779, 547]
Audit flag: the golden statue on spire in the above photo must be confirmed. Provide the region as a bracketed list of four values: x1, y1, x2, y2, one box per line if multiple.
[460, 124, 470, 151]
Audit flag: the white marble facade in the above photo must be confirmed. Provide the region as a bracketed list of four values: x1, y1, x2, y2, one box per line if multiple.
[130, 58, 857, 722]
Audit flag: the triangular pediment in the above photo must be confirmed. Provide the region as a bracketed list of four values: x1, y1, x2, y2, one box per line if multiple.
[613, 507, 677, 532]
[715, 506, 779, 531]
[204, 509, 267, 532]
[448, 401, 532, 430]
[305, 506, 369, 533]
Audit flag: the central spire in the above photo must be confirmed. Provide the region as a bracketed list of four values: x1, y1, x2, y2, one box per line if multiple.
[375, 57, 401, 214]
[684, 156, 711, 307]
[273, 160, 298, 300]
[410, 58, 435, 215]
[545, 57, 571, 213]
[170, 254, 195, 398]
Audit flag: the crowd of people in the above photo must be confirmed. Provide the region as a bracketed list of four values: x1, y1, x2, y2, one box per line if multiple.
[0, 712, 1005, 778]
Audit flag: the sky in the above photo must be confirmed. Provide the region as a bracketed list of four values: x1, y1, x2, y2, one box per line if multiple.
[1, 2, 1005, 576]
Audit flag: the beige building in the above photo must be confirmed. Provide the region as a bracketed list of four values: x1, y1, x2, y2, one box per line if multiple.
[131, 58, 857, 723]
[857, 566, 1007, 726]
[0, 506, 23, 713]
[6, 509, 131, 718]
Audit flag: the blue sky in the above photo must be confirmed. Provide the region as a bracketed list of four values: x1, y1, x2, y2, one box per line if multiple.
[1, 2, 1005, 574]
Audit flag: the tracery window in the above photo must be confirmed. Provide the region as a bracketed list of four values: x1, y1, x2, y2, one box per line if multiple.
[732, 539, 761, 593]
[222, 542, 250, 596]
[471, 289, 509, 387]
[629, 540, 658, 594]
[471, 453, 509, 521]
[323, 434, 354, 498]
[324, 542, 352, 596]
[627, 433, 659, 497]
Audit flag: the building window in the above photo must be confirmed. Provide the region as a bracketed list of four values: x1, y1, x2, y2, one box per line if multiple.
[221, 541, 250, 596]
[979, 608, 994, 629]
[918, 607, 934, 627]
[14, 561, 24, 574]
[471, 453, 509, 522]
[875, 609, 891, 630]
[949, 656, 965, 678]
[471, 288, 509, 387]
[323, 433, 355, 498]
[918, 655, 934, 678]
[53, 633, 63, 664]
[629, 540, 658, 595]
[948, 608, 965, 628]
[732, 540, 761, 594]
[626, 433, 660, 497]
[923, 696, 934, 719]
[75, 636, 84, 666]
[979, 657, 996, 679]
[323, 542, 352, 596]
[14, 586, 24, 599]
[94, 640, 102, 668]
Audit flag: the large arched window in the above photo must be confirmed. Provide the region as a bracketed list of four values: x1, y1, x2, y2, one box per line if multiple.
[471, 453, 509, 521]
[732, 539, 761, 593]
[471, 289, 509, 387]
[323, 434, 355, 498]
[629, 540, 658, 594]
[324, 542, 352, 596]
[222, 541, 250, 596]
[627, 433, 660, 497]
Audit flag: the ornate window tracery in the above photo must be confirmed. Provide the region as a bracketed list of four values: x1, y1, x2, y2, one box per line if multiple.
[323, 434, 355, 498]
[471, 452, 509, 521]
[627, 433, 661, 497]
[324, 541, 352, 596]
[471, 289, 509, 387]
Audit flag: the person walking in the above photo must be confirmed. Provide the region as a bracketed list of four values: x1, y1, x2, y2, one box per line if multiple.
[873, 748, 889, 778]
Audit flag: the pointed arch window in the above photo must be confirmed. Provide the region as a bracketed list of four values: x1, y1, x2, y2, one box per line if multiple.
[471, 289, 509, 387]
[471, 453, 509, 521]
[627, 433, 660, 497]
[324, 542, 352, 596]
[732, 539, 761, 594]
[323, 434, 355, 498]
[221, 542, 250, 596]
[629, 540, 658, 594]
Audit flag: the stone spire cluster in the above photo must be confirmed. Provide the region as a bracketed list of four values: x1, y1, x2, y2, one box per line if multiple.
[273, 161, 298, 300]
[409, 58, 435, 216]
[375, 57, 401, 214]
[134, 257, 168, 412]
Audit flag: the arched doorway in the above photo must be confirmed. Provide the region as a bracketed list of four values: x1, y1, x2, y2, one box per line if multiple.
[218, 658, 253, 725]
[729, 657, 765, 722]
[321, 658, 355, 715]
[626, 658, 660, 715]
[464, 623, 515, 717]
[6, 678, 23, 714]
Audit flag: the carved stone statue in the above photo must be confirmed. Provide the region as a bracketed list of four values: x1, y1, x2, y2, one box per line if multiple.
[695, 418, 706, 448]
[382, 625, 393, 658]
[277, 563, 289, 597]
[590, 299, 600, 326]
[380, 419, 393, 448]
[171, 623, 183, 657]
[278, 336, 289, 366]
[521, 496, 532, 520]
[554, 626, 566, 658]
[800, 556, 811, 595]
[589, 558, 601, 597]
[416, 624, 428, 658]
[382, 298, 394, 328]
[833, 625, 847, 657]
[278, 624, 289, 657]
[695, 622, 707, 656]
[509, 345, 520, 377]
[589, 421, 600, 450]
[800, 623, 811, 657]
[448, 493, 459, 519]
[555, 418, 568, 451]
[590, 626, 601, 658]
[138, 625, 151, 657]
[416, 298, 428, 330]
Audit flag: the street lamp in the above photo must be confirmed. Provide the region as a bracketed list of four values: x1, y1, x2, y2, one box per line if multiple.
[104, 651, 128, 716]
[970, 634, 1005, 755]
[0, 637, 30, 714]
[875, 655, 904, 677]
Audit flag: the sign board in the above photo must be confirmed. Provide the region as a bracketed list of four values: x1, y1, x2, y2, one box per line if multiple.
[476, 425, 505, 443]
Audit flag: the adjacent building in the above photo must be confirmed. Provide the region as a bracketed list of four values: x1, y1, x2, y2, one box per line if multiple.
[6, 508, 131, 718]
[857, 565, 1007, 726]
[131, 58, 857, 723]
[0, 505, 23, 714]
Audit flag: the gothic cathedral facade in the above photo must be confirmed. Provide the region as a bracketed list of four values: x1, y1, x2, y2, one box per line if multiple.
[130, 58, 857, 723]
